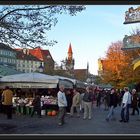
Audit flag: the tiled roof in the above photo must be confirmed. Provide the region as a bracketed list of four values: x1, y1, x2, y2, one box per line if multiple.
[15, 47, 54, 62]
[29, 47, 44, 61]
[42, 50, 54, 62]
[29, 47, 54, 62]
[16, 50, 41, 61]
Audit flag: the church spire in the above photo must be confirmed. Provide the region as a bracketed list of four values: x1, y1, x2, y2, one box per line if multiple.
[68, 43, 73, 61]
[87, 62, 89, 77]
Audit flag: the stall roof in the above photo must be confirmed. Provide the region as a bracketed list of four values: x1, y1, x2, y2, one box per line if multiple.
[53, 75, 76, 84]
[53, 75, 74, 89]
[53, 75, 86, 89]
[0, 72, 59, 84]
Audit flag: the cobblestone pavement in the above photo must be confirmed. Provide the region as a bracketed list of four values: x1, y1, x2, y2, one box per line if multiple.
[0, 104, 140, 135]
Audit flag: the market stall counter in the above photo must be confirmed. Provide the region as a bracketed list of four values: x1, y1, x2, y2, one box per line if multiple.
[41, 95, 59, 114]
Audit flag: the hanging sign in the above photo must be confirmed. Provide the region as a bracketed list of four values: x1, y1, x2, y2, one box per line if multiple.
[124, 7, 140, 24]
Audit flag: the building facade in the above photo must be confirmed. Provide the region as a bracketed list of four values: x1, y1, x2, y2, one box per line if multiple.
[15, 47, 54, 74]
[16, 48, 44, 73]
[0, 43, 16, 69]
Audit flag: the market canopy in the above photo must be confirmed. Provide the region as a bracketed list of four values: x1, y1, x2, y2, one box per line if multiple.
[0, 72, 59, 88]
[53, 75, 74, 89]
[53, 75, 86, 89]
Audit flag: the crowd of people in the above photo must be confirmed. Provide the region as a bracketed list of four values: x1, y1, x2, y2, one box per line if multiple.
[57, 85, 140, 126]
[1, 85, 140, 126]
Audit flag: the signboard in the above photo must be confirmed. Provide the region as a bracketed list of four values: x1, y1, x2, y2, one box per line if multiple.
[122, 35, 140, 50]
[124, 7, 140, 24]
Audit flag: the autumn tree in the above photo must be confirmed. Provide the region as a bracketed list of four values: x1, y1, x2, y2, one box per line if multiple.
[101, 41, 132, 88]
[0, 5, 85, 48]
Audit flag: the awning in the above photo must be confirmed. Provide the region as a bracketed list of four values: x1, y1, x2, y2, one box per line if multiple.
[0, 72, 59, 89]
[133, 57, 140, 71]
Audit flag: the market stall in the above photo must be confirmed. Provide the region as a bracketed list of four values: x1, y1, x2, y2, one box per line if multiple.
[0, 73, 59, 116]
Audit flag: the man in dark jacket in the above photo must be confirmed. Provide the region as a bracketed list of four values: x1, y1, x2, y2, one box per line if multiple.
[131, 89, 139, 115]
[106, 88, 118, 122]
[83, 86, 93, 120]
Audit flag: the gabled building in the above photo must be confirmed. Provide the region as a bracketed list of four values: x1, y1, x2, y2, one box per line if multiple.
[29, 47, 55, 74]
[15, 47, 54, 74]
[16, 48, 44, 73]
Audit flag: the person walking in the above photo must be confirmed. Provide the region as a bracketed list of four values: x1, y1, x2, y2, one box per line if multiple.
[31, 95, 42, 118]
[65, 90, 73, 114]
[57, 85, 67, 126]
[120, 87, 132, 123]
[96, 90, 101, 108]
[131, 89, 139, 115]
[70, 88, 81, 117]
[1, 86, 13, 119]
[103, 90, 110, 111]
[105, 88, 118, 122]
[83, 86, 93, 120]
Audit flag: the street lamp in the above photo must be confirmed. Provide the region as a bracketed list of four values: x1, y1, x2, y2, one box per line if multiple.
[38, 62, 44, 73]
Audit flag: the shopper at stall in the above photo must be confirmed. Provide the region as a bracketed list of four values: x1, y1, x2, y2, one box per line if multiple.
[1, 86, 13, 119]
[31, 95, 42, 118]
[70, 88, 81, 117]
[57, 85, 67, 126]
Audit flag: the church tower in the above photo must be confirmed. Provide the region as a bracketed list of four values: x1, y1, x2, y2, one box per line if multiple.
[68, 43, 73, 61]
[65, 43, 75, 76]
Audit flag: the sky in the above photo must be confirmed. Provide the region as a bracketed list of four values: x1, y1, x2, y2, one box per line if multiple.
[44, 5, 140, 75]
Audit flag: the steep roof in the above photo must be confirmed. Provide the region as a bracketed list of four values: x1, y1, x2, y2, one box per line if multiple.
[29, 47, 44, 61]
[29, 47, 54, 62]
[68, 43, 73, 54]
[16, 50, 41, 61]
[15, 47, 54, 62]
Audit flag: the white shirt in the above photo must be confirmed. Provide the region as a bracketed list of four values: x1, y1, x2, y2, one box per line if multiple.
[122, 91, 132, 105]
[57, 90, 67, 107]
